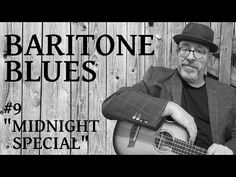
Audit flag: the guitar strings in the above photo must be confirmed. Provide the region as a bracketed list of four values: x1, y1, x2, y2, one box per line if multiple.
[156, 136, 207, 155]
[134, 129, 207, 155]
[154, 135, 207, 155]
[156, 137, 200, 155]
[128, 127, 207, 155]
[155, 137, 206, 155]
[156, 137, 205, 155]
[174, 138, 206, 154]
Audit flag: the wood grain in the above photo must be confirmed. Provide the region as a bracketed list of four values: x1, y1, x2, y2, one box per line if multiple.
[127, 22, 145, 85]
[219, 22, 234, 84]
[167, 22, 185, 69]
[40, 22, 71, 155]
[0, 23, 9, 111]
[22, 22, 42, 154]
[0, 22, 22, 154]
[208, 22, 221, 77]
[88, 22, 107, 154]
[106, 22, 127, 154]
[145, 22, 168, 69]
[70, 22, 89, 155]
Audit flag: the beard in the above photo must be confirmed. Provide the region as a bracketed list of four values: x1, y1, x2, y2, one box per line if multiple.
[182, 64, 198, 74]
[178, 64, 201, 84]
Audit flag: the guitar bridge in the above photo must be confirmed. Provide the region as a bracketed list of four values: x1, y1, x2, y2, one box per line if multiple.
[127, 124, 140, 148]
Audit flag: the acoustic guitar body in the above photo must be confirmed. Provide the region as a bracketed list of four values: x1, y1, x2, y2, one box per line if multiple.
[113, 120, 189, 155]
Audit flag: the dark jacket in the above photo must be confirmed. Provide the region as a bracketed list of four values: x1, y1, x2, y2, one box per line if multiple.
[102, 66, 236, 153]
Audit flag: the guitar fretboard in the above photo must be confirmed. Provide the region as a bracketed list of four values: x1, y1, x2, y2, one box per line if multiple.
[155, 134, 207, 155]
[172, 139, 207, 155]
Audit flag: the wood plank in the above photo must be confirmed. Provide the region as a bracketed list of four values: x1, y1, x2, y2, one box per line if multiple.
[231, 22, 236, 86]
[0, 22, 10, 154]
[70, 22, 89, 155]
[0, 23, 9, 111]
[208, 22, 221, 77]
[211, 22, 221, 48]
[22, 22, 42, 154]
[145, 22, 166, 70]
[0, 22, 22, 154]
[40, 22, 71, 154]
[145, 22, 168, 69]
[219, 22, 234, 85]
[106, 22, 127, 154]
[158, 22, 168, 67]
[137, 23, 145, 81]
[232, 36, 236, 54]
[167, 22, 185, 69]
[127, 22, 145, 85]
[88, 22, 106, 154]
[144, 22, 154, 70]
[207, 56, 219, 78]
[232, 36, 236, 68]
[231, 66, 236, 87]
[233, 23, 236, 67]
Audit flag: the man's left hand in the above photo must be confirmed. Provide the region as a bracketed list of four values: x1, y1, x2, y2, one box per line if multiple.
[207, 143, 233, 155]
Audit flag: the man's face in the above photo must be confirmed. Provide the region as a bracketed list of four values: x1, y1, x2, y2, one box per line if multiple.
[177, 41, 210, 84]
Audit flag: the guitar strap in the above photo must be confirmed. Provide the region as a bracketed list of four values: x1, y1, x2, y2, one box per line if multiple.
[127, 124, 140, 148]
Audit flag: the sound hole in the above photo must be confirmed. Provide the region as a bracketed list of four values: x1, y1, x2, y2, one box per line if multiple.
[155, 131, 174, 152]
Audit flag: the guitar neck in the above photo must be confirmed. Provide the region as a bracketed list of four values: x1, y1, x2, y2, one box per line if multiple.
[172, 138, 207, 155]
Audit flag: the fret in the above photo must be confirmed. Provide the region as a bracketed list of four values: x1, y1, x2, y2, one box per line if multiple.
[185, 141, 201, 155]
[171, 139, 179, 153]
[172, 139, 184, 154]
[172, 145, 188, 155]
[155, 134, 207, 155]
[173, 139, 189, 155]
[197, 147, 207, 155]
[192, 144, 207, 155]
[191, 145, 200, 155]
[173, 138, 207, 155]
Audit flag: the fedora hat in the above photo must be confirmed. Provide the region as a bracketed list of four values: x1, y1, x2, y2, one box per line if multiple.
[173, 23, 218, 53]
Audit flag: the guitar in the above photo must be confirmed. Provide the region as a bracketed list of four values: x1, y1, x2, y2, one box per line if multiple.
[113, 119, 207, 155]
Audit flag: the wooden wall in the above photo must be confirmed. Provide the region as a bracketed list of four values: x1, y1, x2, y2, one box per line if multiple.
[0, 22, 235, 155]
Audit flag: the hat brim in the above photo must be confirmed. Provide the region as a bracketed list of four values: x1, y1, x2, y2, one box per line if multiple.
[173, 34, 218, 53]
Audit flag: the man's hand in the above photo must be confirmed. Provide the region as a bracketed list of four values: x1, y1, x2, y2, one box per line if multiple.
[162, 101, 197, 144]
[207, 143, 233, 155]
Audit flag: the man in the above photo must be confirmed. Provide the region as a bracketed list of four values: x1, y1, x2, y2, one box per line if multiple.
[102, 22, 236, 155]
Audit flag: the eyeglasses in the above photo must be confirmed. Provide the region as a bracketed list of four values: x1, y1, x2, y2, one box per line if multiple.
[178, 47, 208, 60]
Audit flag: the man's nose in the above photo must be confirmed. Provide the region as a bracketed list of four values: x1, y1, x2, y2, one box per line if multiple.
[186, 51, 195, 62]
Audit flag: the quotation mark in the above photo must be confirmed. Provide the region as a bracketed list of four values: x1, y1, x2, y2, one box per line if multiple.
[81, 135, 88, 142]
[4, 118, 11, 125]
